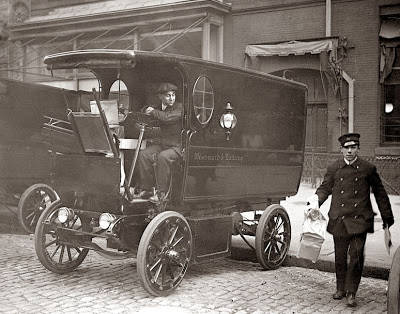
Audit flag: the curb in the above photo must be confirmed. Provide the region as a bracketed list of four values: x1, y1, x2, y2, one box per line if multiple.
[230, 247, 390, 281]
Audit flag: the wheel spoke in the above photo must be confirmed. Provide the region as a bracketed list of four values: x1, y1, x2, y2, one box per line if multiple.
[45, 239, 57, 248]
[275, 217, 283, 230]
[273, 242, 281, 255]
[25, 209, 37, 221]
[50, 244, 61, 258]
[171, 234, 184, 247]
[153, 263, 163, 283]
[67, 246, 72, 261]
[149, 258, 162, 272]
[263, 240, 272, 254]
[277, 239, 286, 246]
[59, 245, 65, 263]
[161, 264, 168, 286]
[168, 225, 179, 245]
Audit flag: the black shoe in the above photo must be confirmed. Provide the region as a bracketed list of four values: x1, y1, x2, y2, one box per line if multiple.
[346, 293, 357, 307]
[134, 189, 153, 199]
[333, 290, 346, 300]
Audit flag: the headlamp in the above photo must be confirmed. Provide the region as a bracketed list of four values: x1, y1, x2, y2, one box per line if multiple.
[58, 207, 74, 223]
[99, 213, 116, 230]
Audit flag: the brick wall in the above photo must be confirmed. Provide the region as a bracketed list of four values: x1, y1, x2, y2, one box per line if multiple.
[224, 0, 400, 156]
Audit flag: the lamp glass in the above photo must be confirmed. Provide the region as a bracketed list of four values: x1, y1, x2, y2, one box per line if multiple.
[385, 103, 394, 114]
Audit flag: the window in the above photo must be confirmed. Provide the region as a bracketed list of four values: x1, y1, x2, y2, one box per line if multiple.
[382, 47, 400, 144]
[380, 11, 400, 144]
[192, 76, 214, 125]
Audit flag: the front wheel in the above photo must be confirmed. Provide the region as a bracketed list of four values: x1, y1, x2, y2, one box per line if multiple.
[388, 245, 400, 314]
[34, 200, 89, 274]
[255, 204, 291, 270]
[137, 211, 192, 296]
[18, 183, 58, 234]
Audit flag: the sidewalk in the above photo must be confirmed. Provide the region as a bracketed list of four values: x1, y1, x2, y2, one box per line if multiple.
[232, 183, 400, 280]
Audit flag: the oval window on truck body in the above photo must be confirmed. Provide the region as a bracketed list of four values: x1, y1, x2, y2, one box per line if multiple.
[192, 76, 214, 126]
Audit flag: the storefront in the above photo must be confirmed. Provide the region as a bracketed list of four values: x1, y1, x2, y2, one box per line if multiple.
[6, 0, 230, 91]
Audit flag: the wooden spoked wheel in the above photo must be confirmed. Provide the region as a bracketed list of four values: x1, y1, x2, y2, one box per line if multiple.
[255, 204, 291, 270]
[137, 211, 192, 296]
[18, 183, 58, 234]
[34, 200, 89, 274]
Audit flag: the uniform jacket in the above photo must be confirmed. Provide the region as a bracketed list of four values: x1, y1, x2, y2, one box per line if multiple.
[149, 101, 182, 148]
[316, 158, 393, 235]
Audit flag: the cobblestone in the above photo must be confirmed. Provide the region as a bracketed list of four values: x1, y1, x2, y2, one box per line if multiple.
[0, 234, 390, 313]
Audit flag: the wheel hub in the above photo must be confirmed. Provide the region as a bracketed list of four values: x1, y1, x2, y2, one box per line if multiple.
[165, 248, 180, 260]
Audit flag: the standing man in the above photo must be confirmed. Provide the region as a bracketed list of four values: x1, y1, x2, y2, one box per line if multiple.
[135, 83, 183, 203]
[307, 133, 394, 307]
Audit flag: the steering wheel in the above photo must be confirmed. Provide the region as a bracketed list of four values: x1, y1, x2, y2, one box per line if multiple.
[128, 112, 159, 130]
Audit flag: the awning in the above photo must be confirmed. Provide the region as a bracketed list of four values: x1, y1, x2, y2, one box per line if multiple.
[380, 18, 400, 39]
[245, 39, 337, 57]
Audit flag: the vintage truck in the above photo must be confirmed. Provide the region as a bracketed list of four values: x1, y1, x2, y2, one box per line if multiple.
[32, 49, 308, 296]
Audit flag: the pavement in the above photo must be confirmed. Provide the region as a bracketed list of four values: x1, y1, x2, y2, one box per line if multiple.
[232, 183, 400, 280]
[0, 233, 389, 313]
[1, 182, 399, 280]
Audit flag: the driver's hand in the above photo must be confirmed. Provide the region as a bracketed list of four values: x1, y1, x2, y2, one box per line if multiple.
[145, 106, 154, 114]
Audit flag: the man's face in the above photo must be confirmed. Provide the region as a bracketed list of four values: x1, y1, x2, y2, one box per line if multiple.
[159, 91, 176, 106]
[341, 144, 359, 162]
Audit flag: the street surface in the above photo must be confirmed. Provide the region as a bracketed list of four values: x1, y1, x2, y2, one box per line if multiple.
[0, 234, 389, 314]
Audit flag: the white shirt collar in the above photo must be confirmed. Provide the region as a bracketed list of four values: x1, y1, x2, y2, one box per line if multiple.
[344, 156, 357, 165]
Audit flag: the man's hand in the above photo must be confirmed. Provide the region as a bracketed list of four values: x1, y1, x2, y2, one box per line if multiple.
[145, 106, 154, 114]
[307, 194, 319, 210]
[383, 217, 394, 229]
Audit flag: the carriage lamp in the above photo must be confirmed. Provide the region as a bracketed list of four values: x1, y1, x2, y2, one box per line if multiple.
[99, 213, 117, 230]
[220, 102, 237, 141]
[58, 207, 75, 224]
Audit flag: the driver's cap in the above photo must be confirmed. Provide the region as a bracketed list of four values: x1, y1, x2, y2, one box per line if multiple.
[157, 83, 177, 94]
[338, 133, 360, 147]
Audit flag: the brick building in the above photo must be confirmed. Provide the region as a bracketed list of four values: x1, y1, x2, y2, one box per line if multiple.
[1, 0, 400, 158]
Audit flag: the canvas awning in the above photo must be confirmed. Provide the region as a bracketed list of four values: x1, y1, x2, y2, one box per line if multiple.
[245, 39, 337, 57]
[379, 18, 400, 83]
[380, 18, 400, 39]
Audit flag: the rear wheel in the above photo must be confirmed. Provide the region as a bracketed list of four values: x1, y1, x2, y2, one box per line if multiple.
[255, 204, 291, 270]
[388, 245, 400, 314]
[137, 211, 192, 296]
[18, 183, 58, 234]
[34, 200, 89, 274]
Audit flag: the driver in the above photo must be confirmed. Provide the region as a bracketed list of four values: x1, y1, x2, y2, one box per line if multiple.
[135, 83, 183, 203]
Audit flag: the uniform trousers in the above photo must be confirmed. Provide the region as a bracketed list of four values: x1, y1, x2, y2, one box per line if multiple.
[333, 232, 367, 293]
[137, 144, 182, 193]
